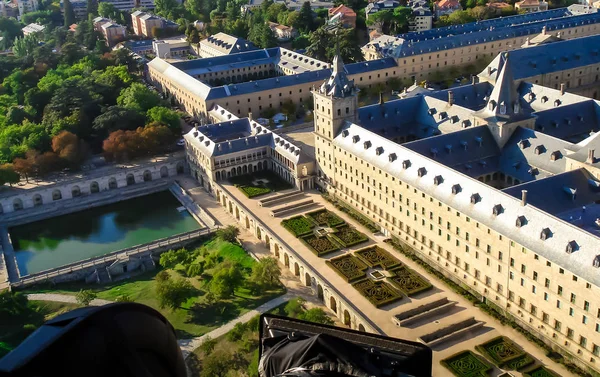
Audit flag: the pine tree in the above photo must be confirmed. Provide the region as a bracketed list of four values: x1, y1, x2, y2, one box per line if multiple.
[64, 0, 76, 26]
[86, 0, 98, 16]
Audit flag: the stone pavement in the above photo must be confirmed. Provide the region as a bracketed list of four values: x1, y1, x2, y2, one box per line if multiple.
[184, 181, 576, 377]
[27, 293, 113, 306]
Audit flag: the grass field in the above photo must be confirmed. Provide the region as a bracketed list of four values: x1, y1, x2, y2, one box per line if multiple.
[25, 238, 285, 339]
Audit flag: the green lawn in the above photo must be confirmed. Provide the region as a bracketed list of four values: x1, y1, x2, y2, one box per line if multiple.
[24, 238, 285, 339]
[0, 300, 80, 359]
[230, 170, 293, 198]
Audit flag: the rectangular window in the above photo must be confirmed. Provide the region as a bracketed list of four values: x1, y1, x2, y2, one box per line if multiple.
[544, 293, 549, 301]
[533, 271, 538, 281]
[558, 286, 563, 295]
[542, 312, 549, 323]
[585, 301, 590, 311]
[554, 320, 562, 331]
[593, 344, 600, 356]
[567, 328, 574, 339]
[545, 278, 550, 288]
[521, 264, 526, 274]
[580, 336, 587, 348]
[510, 258, 515, 267]
[571, 293, 576, 304]
[570, 308, 575, 317]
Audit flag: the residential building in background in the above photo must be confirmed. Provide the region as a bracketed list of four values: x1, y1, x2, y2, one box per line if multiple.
[14, 0, 38, 19]
[408, 0, 433, 31]
[21, 22, 44, 36]
[98, 0, 160, 12]
[268, 22, 297, 41]
[60, 0, 87, 19]
[196, 32, 257, 58]
[241, 0, 333, 14]
[152, 36, 191, 58]
[328, 5, 357, 29]
[486, 1, 512, 14]
[0, 1, 20, 18]
[366, 0, 401, 18]
[433, 0, 461, 18]
[131, 10, 177, 37]
[362, 6, 600, 82]
[515, 0, 549, 13]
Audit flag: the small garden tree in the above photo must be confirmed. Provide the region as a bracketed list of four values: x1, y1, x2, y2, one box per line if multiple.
[216, 225, 240, 243]
[76, 289, 97, 306]
[298, 308, 333, 325]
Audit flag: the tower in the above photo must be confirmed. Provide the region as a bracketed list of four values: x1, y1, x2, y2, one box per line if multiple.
[312, 50, 358, 188]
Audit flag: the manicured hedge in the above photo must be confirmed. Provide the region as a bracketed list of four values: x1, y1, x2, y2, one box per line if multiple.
[475, 336, 534, 371]
[281, 216, 314, 237]
[306, 209, 345, 227]
[328, 225, 369, 247]
[355, 246, 401, 270]
[389, 265, 433, 296]
[326, 254, 368, 283]
[301, 234, 339, 256]
[441, 351, 492, 377]
[523, 366, 560, 377]
[237, 185, 271, 198]
[352, 279, 402, 308]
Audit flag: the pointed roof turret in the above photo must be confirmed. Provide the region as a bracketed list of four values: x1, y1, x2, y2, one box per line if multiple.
[318, 38, 356, 98]
[483, 52, 520, 120]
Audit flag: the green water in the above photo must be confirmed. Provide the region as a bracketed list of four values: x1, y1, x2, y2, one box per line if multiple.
[11, 191, 200, 275]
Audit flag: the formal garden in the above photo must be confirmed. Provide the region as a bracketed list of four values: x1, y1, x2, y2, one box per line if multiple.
[475, 336, 535, 371]
[441, 336, 561, 377]
[388, 266, 433, 297]
[326, 254, 368, 283]
[281, 209, 370, 256]
[230, 170, 293, 198]
[24, 229, 285, 339]
[441, 350, 493, 377]
[355, 246, 401, 270]
[352, 279, 403, 308]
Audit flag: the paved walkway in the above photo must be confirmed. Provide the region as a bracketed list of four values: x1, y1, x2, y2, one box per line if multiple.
[27, 293, 113, 306]
[178, 293, 292, 357]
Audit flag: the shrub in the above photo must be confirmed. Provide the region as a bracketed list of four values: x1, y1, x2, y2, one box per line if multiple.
[321, 194, 379, 233]
[523, 366, 560, 377]
[281, 216, 314, 237]
[239, 185, 271, 198]
[355, 246, 401, 270]
[441, 350, 492, 377]
[388, 265, 432, 296]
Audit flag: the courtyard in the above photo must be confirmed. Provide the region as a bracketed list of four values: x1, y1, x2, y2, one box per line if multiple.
[195, 180, 577, 377]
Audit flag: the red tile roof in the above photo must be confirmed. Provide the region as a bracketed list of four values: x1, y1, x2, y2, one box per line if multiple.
[329, 4, 356, 17]
[436, 0, 461, 8]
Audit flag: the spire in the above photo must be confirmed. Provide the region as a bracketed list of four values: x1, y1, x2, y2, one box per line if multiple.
[318, 33, 355, 98]
[484, 52, 520, 120]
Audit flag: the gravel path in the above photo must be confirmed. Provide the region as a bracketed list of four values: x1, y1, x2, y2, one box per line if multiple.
[27, 293, 113, 306]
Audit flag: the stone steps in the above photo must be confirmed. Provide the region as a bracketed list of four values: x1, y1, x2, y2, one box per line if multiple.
[418, 317, 484, 347]
[259, 190, 303, 207]
[393, 298, 457, 327]
[270, 200, 320, 217]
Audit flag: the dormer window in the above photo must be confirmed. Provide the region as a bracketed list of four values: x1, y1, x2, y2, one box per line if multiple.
[462, 120, 471, 128]
[470, 193, 481, 204]
[402, 160, 411, 169]
[516, 216, 526, 228]
[451, 115, 459, 124]
[492, 204, 503, 216]
[566, 240, 578, 254]
[518, 140, 529, 149]
[342, 130, 349, 137]
[550, 151, 561, 161]
[564, 118, 571, 125]
[439, 112, 448, 120]
[513, 101, 520, 114]
[428, 108, 436, 115]
[389, 153, 397, 162]
[375, 147, 383, 155]
[499, 101, 507, 115]
[418, 167, 427, 177]
[540, 228, 551, 240]
[452, 184, 461, 194]
[460, 141, 468, 150]
[363, 141, 371, 150]
[554, 99, 561, 107]
[534, 145, 545, 155]
[593, 255, 600, 268]
[352, 135, 360, 143]
[528, 93, 535, 101]
[488, 100, 496, 111]
[433, 175, 443, 185]
[541, 96, 548, 103]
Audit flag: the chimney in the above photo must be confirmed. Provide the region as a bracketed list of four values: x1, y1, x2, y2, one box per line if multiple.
[560, 83, 565, 96]
[248, 112, 253, 121]
[448, 90, 454, 106]
[542, 25, 547, 35]
[378, 91, 384, 105]
[587, 149, 595, 164]
[487, 66, 492, 75]
[521, 190, 528, 206]
[471, 75, 477, 85]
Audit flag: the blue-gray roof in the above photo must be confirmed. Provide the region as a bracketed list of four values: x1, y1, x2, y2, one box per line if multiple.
[389, 7, 600, 58]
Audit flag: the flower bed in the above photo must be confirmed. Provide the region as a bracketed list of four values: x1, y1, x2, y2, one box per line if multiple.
[329, 225, 369, 247]
[301, 234, 339, 256]
[281, 216, 314, 237]
[389, 265, 432, 296]
[306, 209, 345, 227]
[355, 246, 401, 270]
[352, 279, 402, 308]
[441, 351, 492, 377]
[326, 254, 368, 283]
[523, 366, 560, 377]
[476, 336, 533, 370]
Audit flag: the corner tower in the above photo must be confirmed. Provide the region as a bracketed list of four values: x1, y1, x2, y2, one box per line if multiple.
[312, 53, 358, 189]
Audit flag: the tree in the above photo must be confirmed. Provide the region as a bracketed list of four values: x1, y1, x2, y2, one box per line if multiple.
[216, 225, 239, 243]
[468, 5, 492, 21]
[0, 17, 23, 45]
[76, 289, 97, 306]
[199, 335, 217, 355]
[0, 291, 29, 321]
[186, 263, 204, 277]
[117, 83, 162, 113]
[51, 131, 88, 167]
[297, 1, 314, 32]
[248, 21, 277, 48]
[155, 0, 179, 18]
[305, 26, 330, 62]
[227, 322, 247, 341]
[93, 106, 146, 137]
[146, 106, 181, 132]
[284, 297, 306, 318]
[297, 308, 334, 325]
[249, 257, 281, 290]
[98, 2, 117, 18]
[12, 35, 39, 59]
[156, 276, 194, 310]
[209, 261, 244, 298]
[13, 152, 35, 182]
[0, 164, 20, 186]
[200, 347, 233, 377]
[64, 0, 76, 27]
[115, 294, 133, 302]
[86, 0, 98, 16]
